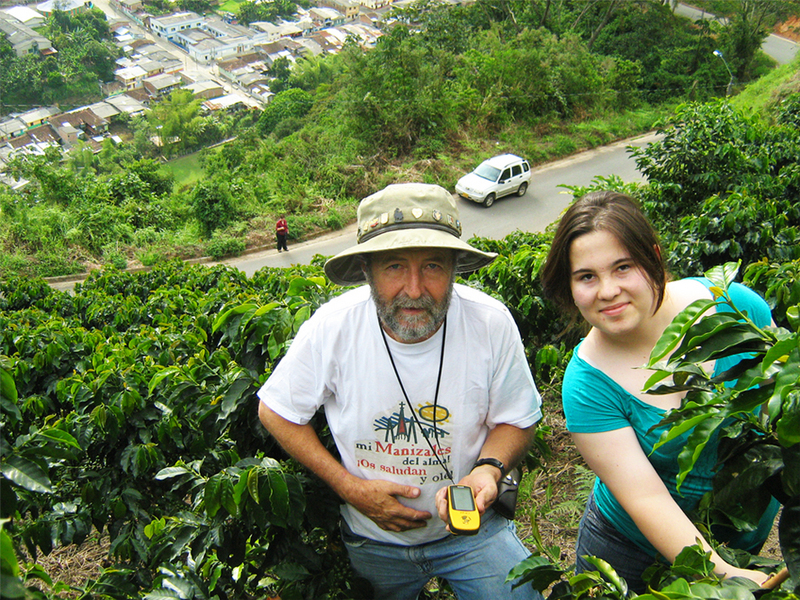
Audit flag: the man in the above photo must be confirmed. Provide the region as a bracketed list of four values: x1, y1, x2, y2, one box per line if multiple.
[276, 215, 288, 252]
[258, 183, 543, 600]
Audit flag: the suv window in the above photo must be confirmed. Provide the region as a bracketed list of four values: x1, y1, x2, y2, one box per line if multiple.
[500, 168, 512, 181]
[511, 165, 522, 177]
[522, 162, 530, 172]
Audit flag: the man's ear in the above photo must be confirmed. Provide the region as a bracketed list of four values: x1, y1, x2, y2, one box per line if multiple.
[359, 255, 370, 279]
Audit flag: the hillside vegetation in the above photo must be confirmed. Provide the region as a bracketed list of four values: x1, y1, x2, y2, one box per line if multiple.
[3, 2, 800, 598]
[2, 0, 792, 279]
[3, 38, 800, 600]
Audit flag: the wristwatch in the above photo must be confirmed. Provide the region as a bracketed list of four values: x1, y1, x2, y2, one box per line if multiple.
[472, 457, 506, 477]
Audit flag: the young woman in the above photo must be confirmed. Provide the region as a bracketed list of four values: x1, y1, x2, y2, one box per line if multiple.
[540, 191, 779, 594]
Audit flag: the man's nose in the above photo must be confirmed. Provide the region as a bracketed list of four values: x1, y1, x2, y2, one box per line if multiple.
[403, 269, 423, 299]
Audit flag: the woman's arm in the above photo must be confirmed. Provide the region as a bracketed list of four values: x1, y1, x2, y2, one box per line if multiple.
[572, 428, 768, 585]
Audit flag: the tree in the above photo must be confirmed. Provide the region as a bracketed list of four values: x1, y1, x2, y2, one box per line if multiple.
[268, 56, 293, 93]
[258, 87, 314, 135]
[192, 178, 235, 237]
[698, 0, 800, 78]
[148, 89, 202, 156]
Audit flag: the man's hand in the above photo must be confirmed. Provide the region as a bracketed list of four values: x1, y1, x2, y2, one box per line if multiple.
[434, 468, 499, 529]
[343, 478, 432, 532]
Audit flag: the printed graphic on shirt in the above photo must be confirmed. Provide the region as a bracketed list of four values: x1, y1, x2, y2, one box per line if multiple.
[354, 400, 452, 486]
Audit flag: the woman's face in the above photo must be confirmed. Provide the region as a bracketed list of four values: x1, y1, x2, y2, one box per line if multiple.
[568, 230, 656, 337]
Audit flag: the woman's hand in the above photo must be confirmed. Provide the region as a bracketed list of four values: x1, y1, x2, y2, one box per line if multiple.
[717, 565, 769, 586]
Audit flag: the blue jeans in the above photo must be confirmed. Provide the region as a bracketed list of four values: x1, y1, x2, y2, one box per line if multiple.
[575, 493, 661, 595]
[341, 510, 543, 600]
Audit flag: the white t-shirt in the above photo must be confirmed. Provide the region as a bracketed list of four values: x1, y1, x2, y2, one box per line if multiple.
[258, 283, 542, 545]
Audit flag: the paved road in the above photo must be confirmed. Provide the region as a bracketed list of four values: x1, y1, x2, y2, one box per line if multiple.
[220, 132, 659, 278]
[675, 4, 799, 65]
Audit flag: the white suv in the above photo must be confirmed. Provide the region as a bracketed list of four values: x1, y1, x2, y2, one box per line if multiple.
[455, 154, 531, 207]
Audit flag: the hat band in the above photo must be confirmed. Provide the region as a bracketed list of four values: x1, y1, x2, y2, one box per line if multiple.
[359, 221, 460, 244]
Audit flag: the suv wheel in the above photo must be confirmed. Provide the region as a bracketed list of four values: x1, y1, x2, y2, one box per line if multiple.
[483, 193, 495, 208]
[517, 182, 528, 196]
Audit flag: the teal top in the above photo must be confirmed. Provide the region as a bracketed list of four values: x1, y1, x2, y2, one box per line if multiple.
[563, 278, 778, 556]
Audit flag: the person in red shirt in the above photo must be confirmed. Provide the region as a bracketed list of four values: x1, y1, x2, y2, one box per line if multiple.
[276, 215, 288, 252]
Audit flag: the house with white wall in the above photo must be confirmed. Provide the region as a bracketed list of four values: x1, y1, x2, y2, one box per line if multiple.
[149, 11, 204, 40]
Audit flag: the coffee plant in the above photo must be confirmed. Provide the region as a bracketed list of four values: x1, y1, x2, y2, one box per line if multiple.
[2, 252, 798, 599]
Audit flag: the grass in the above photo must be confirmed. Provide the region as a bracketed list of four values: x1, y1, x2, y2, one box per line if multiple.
[731, 53, 800, 119]
[164, 152, 204, 189]
[217, 0, 242, 14]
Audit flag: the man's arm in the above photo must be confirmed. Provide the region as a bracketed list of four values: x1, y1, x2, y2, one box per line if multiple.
[258, 402, 432, 532]
[435, 423, 536, 520]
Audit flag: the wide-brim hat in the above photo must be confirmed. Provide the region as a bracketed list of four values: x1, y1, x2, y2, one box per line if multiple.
[324, 183, 497, 286]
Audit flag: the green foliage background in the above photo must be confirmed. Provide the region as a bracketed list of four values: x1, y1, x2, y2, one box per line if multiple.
[3, 1, 800, 598]
[3, 0, 778, 279]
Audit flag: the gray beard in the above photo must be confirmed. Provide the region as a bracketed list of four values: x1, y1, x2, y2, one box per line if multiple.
[368, 276, 454, 343]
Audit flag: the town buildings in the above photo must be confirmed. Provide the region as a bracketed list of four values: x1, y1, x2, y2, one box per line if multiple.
[0, 0, 390, 182]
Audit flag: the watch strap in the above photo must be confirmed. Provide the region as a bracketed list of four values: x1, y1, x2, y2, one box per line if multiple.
[472, 457, 506, 477]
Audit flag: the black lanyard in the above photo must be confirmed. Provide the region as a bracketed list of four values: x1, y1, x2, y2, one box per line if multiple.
[379, 315, 454, 484]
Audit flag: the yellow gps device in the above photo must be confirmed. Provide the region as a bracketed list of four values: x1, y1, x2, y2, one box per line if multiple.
[447, 485, 480, 535]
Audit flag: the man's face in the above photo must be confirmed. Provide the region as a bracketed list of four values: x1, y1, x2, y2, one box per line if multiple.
[366, 248, 456, 343]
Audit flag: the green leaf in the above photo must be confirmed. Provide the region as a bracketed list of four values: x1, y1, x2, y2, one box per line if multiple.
[267, 469, 290, 525]
[0, 367, 18, 405]
[676, 313, 741, 356]
[148, 366, 182, 394]
[293, 305, 311, 332]
[787, 305, 800, 331]
[212, 303, 257, 334]
[675, 415, 725, 492]
[286, 277, 318, 296]
[781, 443, 800, 498]
[205, 474, 222, 518]
[776, 395, 800, 448]
[219, 376, 252, 422]
[713, 445, 782, 529]
[219, 477, 237, 517]
[0, 523, 21, 578]
[246, 468, 259, 504]
[37, 428, 82, 450]
[155, 466, 192, 480]
[267, 332, 282, 361]
[705, 262, 741, 291]
[651, 413, 715, 452]
[507, 556, 564, 592]
[682, 327, 766, 366]
[0, 455, 52, 493]
[648, 299, 716, 366]
[583, 555, 628, 596]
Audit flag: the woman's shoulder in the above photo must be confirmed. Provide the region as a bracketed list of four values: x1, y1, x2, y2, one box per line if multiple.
[666, 278, 714, 303]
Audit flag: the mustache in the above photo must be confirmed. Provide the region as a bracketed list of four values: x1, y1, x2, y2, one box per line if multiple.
[390, 295, 437, 311]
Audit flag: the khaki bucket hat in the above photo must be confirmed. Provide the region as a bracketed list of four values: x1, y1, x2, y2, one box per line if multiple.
[324, 183, 497, 286]
[325, 183, 497, 285]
